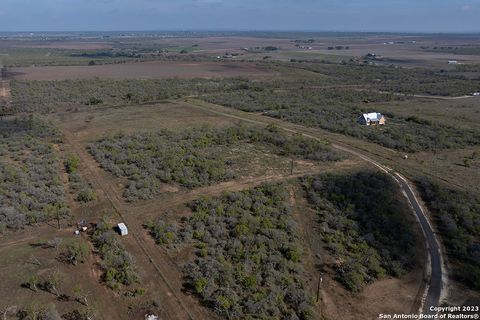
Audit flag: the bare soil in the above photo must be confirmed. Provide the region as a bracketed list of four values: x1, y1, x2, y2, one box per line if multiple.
[10, 61, 277, 80]
[50, 102, 241, 143]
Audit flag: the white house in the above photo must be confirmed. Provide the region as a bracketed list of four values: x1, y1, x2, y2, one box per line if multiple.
[358, 112, 386, 126]
[447, 60, 458, 65]
[117, 223, 128, 236]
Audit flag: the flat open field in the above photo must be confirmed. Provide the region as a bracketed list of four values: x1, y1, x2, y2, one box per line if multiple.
[0, 40, 113, 50]
[50, 102, 240, 142]
[9, 61, 277, 80]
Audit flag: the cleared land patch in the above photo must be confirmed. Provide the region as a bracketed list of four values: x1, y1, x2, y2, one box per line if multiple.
[9, 61, 276, 81]
[50, 102, 238, 142]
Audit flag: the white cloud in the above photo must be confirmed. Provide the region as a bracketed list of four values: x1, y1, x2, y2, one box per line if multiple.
[461, 4, 472, 11]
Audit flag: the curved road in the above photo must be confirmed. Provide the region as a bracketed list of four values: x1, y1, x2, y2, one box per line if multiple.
[184, 99, 445, 315]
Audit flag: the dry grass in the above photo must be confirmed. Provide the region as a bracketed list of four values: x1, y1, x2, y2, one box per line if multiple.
[49, 101, 240, 143]
[10, 61, 277, 80]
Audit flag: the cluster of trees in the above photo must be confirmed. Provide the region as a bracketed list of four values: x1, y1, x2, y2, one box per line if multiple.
[0, 45, 214, 68]
[273, 106, 480, 152]
[144, 219, 177, 245]
[203, 84, 480, 152]
[91, 219, 138, 290]
[204, 83, 399, 112]
[327, 46, 350, 50]
[4, 303, 69, 320]
[18, 239, 93, 316]
[89, 125, 339, 201]
[23, 270, 67, 299]
[3, 303, 93, 320]
[0, 116, 69, 232]
[149, 183, 314, 319]
[10, 78, 243, 113]
[70, 50, 144, 59]
[279, 60, 480, 96]
[302, 171, 417, 292]
[454, 64, 480, 73]
[415, 178, 480, 290]
[421, 46, 480, 55]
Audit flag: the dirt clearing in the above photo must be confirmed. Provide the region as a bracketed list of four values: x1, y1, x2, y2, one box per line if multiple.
[10, 61, 277, 80]
[50, 101, 242, 143]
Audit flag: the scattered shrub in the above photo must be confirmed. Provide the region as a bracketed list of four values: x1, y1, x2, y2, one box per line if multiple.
[76, 188, 97, 203]
[64, 154, 80, 173]
[91, 219, 138, 289]
[149, 183, 314, 319]
[0, 116, 69, 231]
[89, 125, 339, 201]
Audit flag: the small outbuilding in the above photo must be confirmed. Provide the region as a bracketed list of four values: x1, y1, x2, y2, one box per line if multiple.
[471, 92, 480, 96]
[358, 112, 386, 126]
[447, 60, 458, 65]
[117, 222, 128, 236]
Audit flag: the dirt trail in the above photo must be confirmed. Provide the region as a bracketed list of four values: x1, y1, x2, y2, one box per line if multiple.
[0, 228, 71, 252]
[0, 81, 7, 99]
[57, 126, 217, 320]
[129, 161, 359, 219]
[288, 185, 327, 317]
[1, 61, 12, 113]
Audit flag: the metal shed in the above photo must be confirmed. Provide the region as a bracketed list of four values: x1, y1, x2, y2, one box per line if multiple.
[117, 222, 128, 236]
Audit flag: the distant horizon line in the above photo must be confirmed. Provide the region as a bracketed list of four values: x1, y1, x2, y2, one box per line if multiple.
[1, 29, 480, 35]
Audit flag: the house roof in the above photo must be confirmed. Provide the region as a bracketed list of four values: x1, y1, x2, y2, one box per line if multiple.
[361, 112, 383, 122]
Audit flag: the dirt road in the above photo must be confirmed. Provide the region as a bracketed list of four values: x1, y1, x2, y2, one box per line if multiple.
[58, 129, 210, 320]
[0, 60, 6, 98]
[182, 99, 446, 316]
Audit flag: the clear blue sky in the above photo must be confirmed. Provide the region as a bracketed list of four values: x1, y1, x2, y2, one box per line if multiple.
[0, 0, 478, 32]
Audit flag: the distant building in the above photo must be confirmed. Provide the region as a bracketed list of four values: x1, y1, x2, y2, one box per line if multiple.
[358, 112, 386, 126]
[117, 223, 128, 236]
[471, 92, 480, 96]
[447, 60, 458, 64]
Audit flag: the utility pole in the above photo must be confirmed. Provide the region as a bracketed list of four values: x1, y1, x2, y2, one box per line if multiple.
[316, 273, 323, 303]
[290, 159, 294, 175]
[317, 272, 324, 319]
